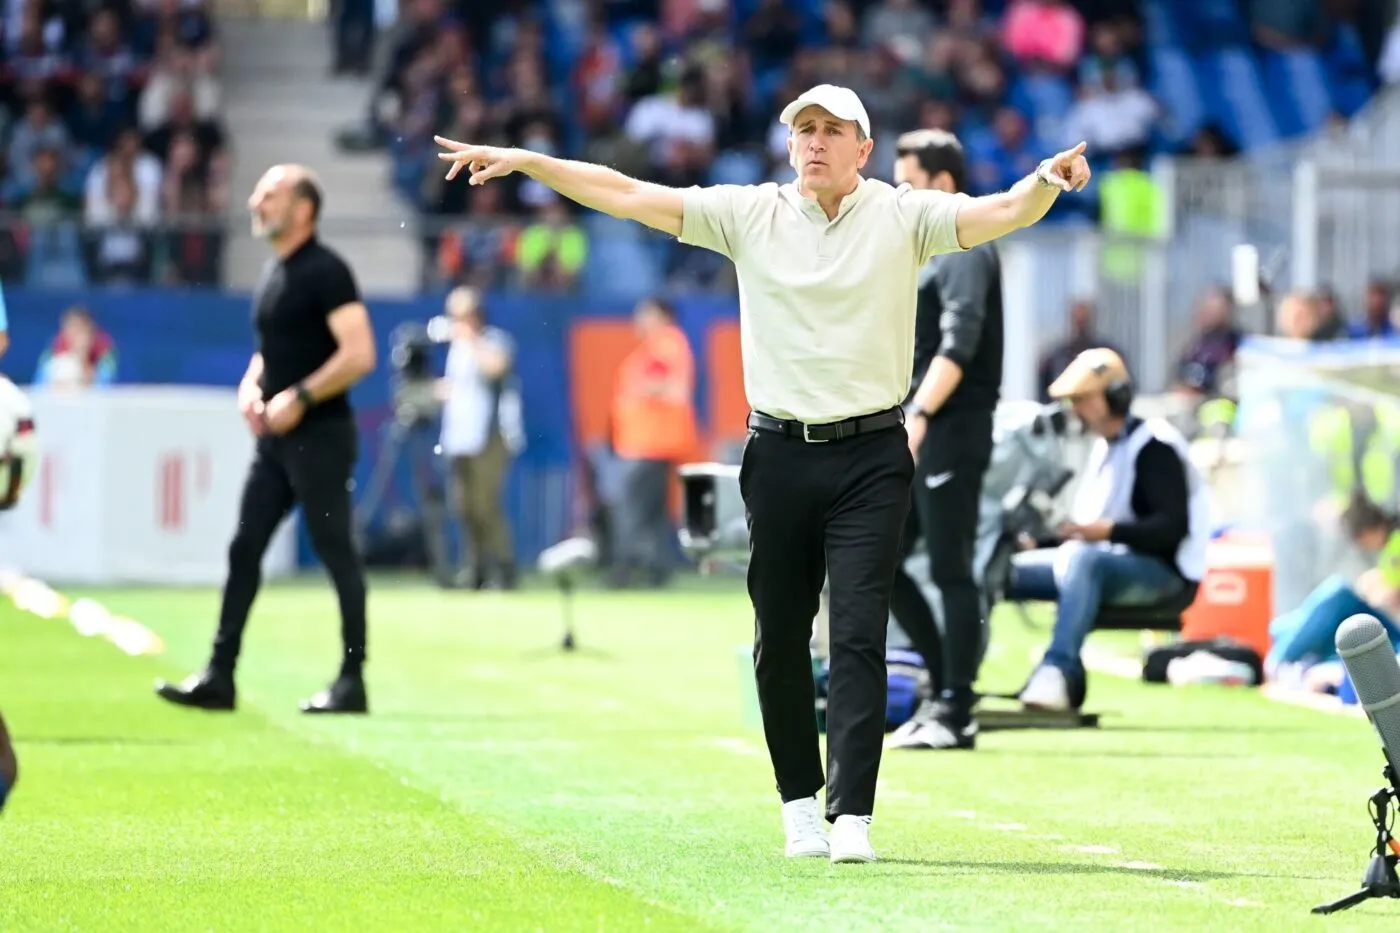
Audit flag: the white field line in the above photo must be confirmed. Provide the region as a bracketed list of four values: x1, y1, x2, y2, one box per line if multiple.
[0, 569, 164, 657]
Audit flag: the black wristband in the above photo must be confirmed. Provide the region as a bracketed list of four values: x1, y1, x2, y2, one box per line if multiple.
[295, 382, 315, 407]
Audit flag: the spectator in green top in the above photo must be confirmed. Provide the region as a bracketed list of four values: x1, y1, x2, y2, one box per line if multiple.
[515, 197, 588, 293]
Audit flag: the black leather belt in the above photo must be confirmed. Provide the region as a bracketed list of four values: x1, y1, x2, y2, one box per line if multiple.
[747, 406, 905, 443]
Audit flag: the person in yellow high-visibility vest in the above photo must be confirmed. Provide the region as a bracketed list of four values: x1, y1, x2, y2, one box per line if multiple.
[1308, 399, 1400, 515]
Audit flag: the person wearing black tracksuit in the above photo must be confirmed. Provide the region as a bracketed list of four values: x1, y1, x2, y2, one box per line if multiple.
[888, 129, 1004, 751]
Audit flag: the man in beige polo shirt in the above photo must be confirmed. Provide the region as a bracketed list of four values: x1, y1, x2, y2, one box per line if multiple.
[436, 84, 1090, 864]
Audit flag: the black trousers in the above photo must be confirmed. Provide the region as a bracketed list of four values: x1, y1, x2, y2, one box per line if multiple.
[741, 419, 913, 821]
[891, 407, 995, 703]
[210, 415, 367, 675]
[611, 458, 675, 580]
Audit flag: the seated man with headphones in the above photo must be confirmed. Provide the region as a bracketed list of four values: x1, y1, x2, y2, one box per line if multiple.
[1013, 348, 1211, 710]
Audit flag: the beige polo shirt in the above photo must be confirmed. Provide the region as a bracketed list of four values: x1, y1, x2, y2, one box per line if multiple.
[680, 177, 967, 424]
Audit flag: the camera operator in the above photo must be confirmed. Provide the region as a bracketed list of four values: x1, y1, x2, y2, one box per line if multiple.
[437, 286, 524, 589]
[1014, 348, 1211, 711]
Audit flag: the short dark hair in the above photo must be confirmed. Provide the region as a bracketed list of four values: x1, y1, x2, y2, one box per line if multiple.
[292, 175, 323, 222]
[1343, 490, 1393, 540]
[640, 296, 676, 321]
[895, 129, 967, 193]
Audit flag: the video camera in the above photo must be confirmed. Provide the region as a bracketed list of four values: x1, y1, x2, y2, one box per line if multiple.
[388, 317, 452, 427]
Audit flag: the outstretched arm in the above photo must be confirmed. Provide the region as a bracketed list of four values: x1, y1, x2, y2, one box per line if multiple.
[436, 138, 684, 238]
[953, 142, 1092, 250]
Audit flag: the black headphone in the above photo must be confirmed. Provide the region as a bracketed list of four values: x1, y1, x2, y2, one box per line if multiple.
[1093, 362, 1134, 417]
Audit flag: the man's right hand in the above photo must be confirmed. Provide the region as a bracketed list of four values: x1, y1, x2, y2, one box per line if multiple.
[238, 381, 266, 436]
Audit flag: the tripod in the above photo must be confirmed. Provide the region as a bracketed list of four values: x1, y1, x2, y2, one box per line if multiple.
[355, 396, 457, 587]
[1313, 767, 1400, 915]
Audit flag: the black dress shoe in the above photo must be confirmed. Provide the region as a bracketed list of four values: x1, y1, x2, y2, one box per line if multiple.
[154, 669, 235, 711]
[300, 674, 368, 714]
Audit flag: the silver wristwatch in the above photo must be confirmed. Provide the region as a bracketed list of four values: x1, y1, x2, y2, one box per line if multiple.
[1034, 158, 1058, 189]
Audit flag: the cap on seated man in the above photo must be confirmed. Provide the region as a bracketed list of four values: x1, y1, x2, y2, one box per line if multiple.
[1010, 348, 1212, 711]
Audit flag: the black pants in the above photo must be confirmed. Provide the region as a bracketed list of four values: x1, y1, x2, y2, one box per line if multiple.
[210, 415, 367, 675]
[741, 420, 913, 821]
[611, 458, 675, 582]
[891, 407, 994, 704]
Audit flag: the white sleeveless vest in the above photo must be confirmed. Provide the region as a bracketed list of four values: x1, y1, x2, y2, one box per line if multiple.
[1069, 418, 1211, 582]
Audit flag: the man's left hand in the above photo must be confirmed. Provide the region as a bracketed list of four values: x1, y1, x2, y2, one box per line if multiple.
[905, 412, 926, 465]
[263, 389, 306, 435]
[1060, 518, 1114, 542]
[1040, 141, 1092, 193]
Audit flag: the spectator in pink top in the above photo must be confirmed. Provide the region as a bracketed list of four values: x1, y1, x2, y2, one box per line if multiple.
[1002, 0, 1085, 71]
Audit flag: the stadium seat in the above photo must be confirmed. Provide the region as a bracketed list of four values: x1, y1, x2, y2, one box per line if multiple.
[1149, 47, 1206, 147]
[1262, 49, 1333, 138]
[1091, 581, 1200, 632]
[1199, 47, 1280, 150]
[1141, 0, 1180, 49]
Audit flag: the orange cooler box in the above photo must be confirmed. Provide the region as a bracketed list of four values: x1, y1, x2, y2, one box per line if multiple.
[1179, 535, 1275, 660]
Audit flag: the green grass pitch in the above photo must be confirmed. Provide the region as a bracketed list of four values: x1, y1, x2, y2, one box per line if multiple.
[1, 573, 1398, 931]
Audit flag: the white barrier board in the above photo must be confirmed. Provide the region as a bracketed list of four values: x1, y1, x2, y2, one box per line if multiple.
[0, 386, 298, 585]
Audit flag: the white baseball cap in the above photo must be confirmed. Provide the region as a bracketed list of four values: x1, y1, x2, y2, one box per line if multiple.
[779, 84, 872, 138]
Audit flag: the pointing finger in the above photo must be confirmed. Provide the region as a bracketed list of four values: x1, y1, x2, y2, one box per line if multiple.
[446, 160, 464, 181]
[434, 136, 472, 152]
[1070, 140, 1087, 156]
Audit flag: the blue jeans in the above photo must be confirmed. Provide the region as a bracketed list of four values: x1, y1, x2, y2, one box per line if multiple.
[1010, 543, 1188, 678]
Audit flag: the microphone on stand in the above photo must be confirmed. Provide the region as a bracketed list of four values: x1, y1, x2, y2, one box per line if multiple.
[1314, 614, 1400, 914]
[538, 537, 598, 652]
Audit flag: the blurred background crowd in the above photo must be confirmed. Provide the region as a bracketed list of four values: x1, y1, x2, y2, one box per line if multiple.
[0, 0, 227, 287]
[335, 0, 1386, 296]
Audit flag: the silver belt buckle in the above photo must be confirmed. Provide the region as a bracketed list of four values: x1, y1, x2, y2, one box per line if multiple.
[802, 422, 828, 443]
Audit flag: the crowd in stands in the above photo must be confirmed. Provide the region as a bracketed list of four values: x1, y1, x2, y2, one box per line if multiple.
[0, 0, 227, 287]
[343, 0, 1384, 294]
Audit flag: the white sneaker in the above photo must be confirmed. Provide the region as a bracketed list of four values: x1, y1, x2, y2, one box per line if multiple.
[781, 796, 830, 858]
[829, 814, 876, 863]
[1020, 664, 1071, 711]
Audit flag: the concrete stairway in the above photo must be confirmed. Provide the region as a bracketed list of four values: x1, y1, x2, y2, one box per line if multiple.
[214, 12, 419, 295]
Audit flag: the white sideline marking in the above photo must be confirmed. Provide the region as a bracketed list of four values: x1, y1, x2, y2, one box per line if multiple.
[712, 737, 765, 759]
[1259, 682, 1366, 719]
[1118, 860, 1165, 871]
[0, 570, 164, 656]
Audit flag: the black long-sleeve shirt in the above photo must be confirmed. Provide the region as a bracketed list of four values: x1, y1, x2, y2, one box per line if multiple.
[909, 241, 1003, 413]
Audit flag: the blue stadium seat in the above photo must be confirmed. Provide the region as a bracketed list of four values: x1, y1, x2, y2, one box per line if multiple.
[1262, 49, 1333, 138]
[1174, 0, 1250, 50]
[1013, 72, 1073, 124]
[24, 225, 87, 289]
[1148, 47, 1206, 147]
[1325, 23, 1378, 116]
[708, 150, 764, 186]
[1141, 0, 1180, 49]
[581, 214, 661, 300]
[1198, 47, 1280, 150]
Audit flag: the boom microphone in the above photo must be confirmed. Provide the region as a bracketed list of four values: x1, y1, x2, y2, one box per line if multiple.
[1314, 614, 1400, 914]
[1337, 614, 1400, 777]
